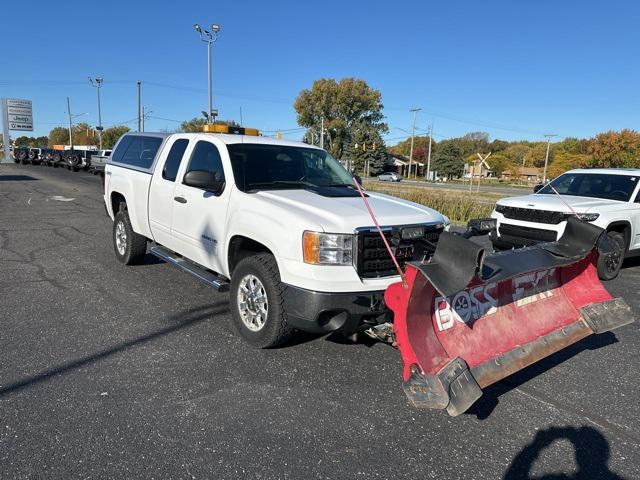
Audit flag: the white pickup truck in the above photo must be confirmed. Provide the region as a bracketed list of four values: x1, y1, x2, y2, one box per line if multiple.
[104, 127, 450, 347]
[491, 168, 640, 280]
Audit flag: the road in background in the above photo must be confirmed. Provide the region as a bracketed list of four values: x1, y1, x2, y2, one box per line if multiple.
[1, 164, 638, 479]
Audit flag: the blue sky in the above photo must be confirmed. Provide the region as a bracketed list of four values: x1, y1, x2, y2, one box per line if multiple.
[2, 0, 638, 145]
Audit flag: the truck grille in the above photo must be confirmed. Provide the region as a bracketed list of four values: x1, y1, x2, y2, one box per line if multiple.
[500, 206, 566, 225]
[499, 223, 558, 245]
[356, 225, 443, 278]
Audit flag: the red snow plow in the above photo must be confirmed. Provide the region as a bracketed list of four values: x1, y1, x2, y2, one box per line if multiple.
[384, 217, 634, 416]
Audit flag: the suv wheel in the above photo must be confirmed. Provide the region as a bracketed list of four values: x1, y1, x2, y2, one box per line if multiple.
[113, 207, 147, 265]
[230, 253, 294, 348]
[597, 231, 626, 281]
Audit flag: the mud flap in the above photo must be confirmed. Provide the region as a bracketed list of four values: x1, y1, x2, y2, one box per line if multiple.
[386, 217, 635, 416]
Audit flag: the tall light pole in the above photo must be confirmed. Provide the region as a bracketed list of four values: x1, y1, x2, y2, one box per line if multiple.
[426, 122, 433, 181]
[88, 76, 104, 149]
[194, 23, 221, 124]
[137, 81, 142, 132]
[408, 108, 421, 179]
[542, 133, 557, 183]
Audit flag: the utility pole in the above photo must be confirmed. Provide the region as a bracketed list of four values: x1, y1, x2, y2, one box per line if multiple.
[88, 76, 103, 149]
[320, 116, 324, 150]
[67, 97, 74, 149]
[408, 108, 421, 179]
[142, 106, 145, 132]
[542, 134, 557, 183]
[426, 122, 433, 181]
[137, 81, 142, 132]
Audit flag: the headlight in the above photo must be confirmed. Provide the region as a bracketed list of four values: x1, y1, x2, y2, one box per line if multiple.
[303, 231, 353, 265]
[401, 226, 425, 240]
[495, 204, 506, 214]
[578, 213, 599, 222]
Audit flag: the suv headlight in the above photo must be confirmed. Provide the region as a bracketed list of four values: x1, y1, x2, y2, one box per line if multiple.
[303, 231, 353, 265]
[578, 213, 599, 222]
[495, 204, 506, 214]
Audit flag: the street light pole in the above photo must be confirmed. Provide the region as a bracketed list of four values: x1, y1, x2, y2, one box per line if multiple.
[67, 97, 73, 149]
[542, 134, 557, 183]
[194, 23, 221, 123]
[88, 76, 104, 149]
[137, 81, 142, 132]
[408, 108, 421, 179]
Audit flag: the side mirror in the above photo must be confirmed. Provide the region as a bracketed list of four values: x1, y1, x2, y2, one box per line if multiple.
[183, 170, 225, 193]
[533, 184, 544, 193]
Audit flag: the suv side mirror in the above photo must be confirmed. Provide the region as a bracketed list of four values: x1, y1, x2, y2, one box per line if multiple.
[183, 170, 225, 193]
[533, 184, 544, 193]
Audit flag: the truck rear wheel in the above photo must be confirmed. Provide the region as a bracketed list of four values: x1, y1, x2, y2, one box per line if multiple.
[230, 253, 295, 348]
[113, 208, 147, 265]
[597, 231, 626, 281]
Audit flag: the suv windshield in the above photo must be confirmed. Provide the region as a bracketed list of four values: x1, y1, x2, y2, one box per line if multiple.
[227, 143, 354, 192]
[538, 173, 639, 202]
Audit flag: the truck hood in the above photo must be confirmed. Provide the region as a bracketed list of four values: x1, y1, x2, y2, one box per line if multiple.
[252, 189, 446, 232]
[497, 194, 623, 213]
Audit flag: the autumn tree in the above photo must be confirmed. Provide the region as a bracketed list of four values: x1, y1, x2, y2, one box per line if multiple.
[588, 129, 640, 168]
[102, 126, 131, 149]
[524, 142, 553, 168]
[487, 153, 510, 177]
[294, 78, 387, 159]
[547, 153, 591, 179]
[49, 127, 69, 146]
[180, 117, 240, 133]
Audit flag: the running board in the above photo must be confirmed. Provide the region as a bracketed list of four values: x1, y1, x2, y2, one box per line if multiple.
[149, 246, 230, 292]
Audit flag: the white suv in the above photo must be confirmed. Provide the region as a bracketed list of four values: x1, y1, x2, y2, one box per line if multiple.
[491, 168, 640, 280]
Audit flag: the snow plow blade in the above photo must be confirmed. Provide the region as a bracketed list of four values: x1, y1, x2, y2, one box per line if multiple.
[385, 217, 634, 416]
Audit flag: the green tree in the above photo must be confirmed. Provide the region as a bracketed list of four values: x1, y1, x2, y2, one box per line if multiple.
[294, 77, 387, 159]
[432, 140, 464, 179]
[502, 143, 532, 166]
[588, 129, 640, 168]
[180, 117, 240, 133]
[49, 127, 69, 146]
[72, 122, 97, 146]
[14, 136, 32, 147]
[523, 142, 552, 168]
[547, 153, 590, 179]
[34, 136, 49, 146]
[102, 126, 131, 149]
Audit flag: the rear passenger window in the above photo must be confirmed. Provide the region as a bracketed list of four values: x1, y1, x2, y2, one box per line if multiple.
[111, 135, 163, 169]
[185, 141, 225, 181]
[162, 139, 189, 181]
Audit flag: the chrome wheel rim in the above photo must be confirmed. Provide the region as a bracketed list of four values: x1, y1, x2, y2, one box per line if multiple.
[115, 221, 127, 255]
[237, 274, 268, 332]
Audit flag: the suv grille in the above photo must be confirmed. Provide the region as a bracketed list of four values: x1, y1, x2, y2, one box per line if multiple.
[356, 225, 443, 278]
[499, 206, 566, 224]
[499, 223, 557, 245]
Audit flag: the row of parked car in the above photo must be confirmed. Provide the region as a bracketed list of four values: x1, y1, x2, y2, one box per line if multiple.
[12, 147, 111, 175]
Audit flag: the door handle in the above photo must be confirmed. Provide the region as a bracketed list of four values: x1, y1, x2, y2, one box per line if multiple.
[174, 196, 187, 204]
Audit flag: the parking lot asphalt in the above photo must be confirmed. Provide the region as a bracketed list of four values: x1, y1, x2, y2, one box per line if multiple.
[0, 163, 639, 480]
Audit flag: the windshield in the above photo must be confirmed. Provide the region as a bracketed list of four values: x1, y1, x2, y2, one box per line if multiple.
[537, 173, 639, 202]
[227, 143, 354, 192]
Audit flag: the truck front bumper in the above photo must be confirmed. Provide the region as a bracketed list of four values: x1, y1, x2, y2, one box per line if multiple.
[282, 284, 389, 334]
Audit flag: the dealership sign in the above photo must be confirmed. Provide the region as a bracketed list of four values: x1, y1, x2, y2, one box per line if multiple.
[5, 98, 33, 131]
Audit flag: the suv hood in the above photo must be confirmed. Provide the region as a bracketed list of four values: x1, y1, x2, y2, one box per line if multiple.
[253, 189, 446, 232]
[498, 194, 623, 213]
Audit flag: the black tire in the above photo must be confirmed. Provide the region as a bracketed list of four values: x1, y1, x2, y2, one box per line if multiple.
[112, 207, 147, 265]
[230, 253, 295, 348]
[597, 231, 626, 281]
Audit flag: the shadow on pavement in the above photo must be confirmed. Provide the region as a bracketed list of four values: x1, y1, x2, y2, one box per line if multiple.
[0, 303, 228, 397]
[466, 332, 618, 420]
[0, 175, 39, 181]
[503, 426, 625, 479]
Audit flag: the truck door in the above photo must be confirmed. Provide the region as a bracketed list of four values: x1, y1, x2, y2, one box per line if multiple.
[171, 138, 231, 274]
[148, 137, 191, 249]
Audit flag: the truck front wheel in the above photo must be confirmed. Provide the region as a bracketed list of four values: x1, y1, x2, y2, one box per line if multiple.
[113, 208, 147, 265]
[230, 253, 295, 348]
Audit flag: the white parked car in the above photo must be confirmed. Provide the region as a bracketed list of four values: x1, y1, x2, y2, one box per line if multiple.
[491, 168, 640, 280]
[104, 128, 449, 347]
[378, 172, 401, 182]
